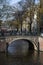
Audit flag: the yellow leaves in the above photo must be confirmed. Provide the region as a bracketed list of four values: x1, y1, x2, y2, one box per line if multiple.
[22, 10, 30, 21]
[9, 21, 20, 28]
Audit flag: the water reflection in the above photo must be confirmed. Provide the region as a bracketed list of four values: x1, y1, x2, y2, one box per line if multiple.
[0, 51, 43, 65]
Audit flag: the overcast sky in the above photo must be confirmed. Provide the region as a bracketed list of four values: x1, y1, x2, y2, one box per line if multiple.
[0, 0, 39, 5]
[35, 0, 40, 4]
[8, 0, 40, 5]
[7, 0, 21, 5]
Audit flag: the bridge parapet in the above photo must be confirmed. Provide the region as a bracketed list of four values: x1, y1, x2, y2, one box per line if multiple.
[5, 36, 38, 43]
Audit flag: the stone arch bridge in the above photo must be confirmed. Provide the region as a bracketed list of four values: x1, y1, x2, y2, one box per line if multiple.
[5, 36, 39, 51]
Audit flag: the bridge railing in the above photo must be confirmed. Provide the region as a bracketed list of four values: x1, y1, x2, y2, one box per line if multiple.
[0, 31, 40, 37]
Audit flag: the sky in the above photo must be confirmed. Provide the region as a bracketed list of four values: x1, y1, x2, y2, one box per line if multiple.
[35, 0, 39, 4]
[7, 0, 21, 5]
[8, 0, 39, 5]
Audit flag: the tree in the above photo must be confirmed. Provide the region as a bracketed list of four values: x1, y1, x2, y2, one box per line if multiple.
[0, 20, 2, 29]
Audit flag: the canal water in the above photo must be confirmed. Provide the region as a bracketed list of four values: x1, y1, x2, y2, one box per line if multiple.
[0, 51, 43, 65]
[0, 40, 43, 65]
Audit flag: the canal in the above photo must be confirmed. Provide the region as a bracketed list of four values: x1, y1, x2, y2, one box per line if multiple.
[0, 51, 43, 65]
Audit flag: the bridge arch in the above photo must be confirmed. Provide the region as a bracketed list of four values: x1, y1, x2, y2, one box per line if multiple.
[8, 38, 37, 55]
[9, 39, 34, 49]
[8, 37, 37, 50]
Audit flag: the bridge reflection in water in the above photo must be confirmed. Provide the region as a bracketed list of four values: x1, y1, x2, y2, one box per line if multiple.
[0, 50, 43, 65]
